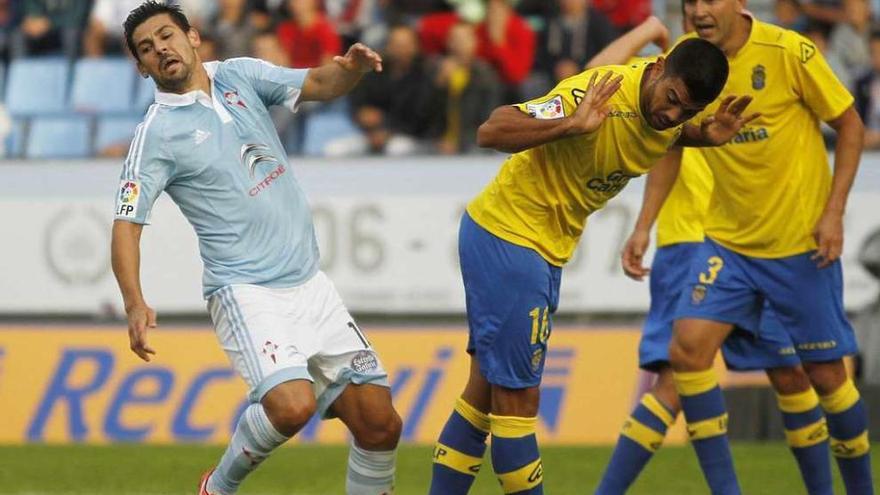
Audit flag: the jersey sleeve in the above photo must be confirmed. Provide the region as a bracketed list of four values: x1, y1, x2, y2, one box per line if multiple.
[513, 69, 612, 120]
[787, 34, 854, 122]
[114, 110, 173, 225]
[225, 57, 309, 111]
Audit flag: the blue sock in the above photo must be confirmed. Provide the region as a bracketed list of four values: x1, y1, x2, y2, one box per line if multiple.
[490, 414, 543, 494]
[429, 398, 490, 495]
[595, 393, 676, 494]
[674, 369, 741, 495]
[819, 380, 874, 495]
[776, 389, 833, 495]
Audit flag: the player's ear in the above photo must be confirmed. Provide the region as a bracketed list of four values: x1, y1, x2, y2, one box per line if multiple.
[187, 27, 201, 48]
[653, 56, 666, 77]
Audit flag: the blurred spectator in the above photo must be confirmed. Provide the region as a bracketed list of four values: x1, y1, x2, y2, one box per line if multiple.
[174, 0, 216, 30]
[0, 0, 19, 63]
[805, 21, 851, 89]
[0, 103, 10, 158]
[536, 0, 618, 86]
[251, 31, 304, 152]
[325, 0, 381, 47]
[333, 25, 434, 155]
[276, 0, 342, 67]
[197, 32, 218, 61]
[209, 0, 259, 59]
[428, 22, 500, 154]
[855, 30, 880, 148]
[419, 0, 536, 102]
[13, 0, 91, 58]
[83, 0, 145, 57]
[774, 0, 809, 31]
[590, 0, 651, 32]
[829, 0, 871, 80]
[853, 229, 880, 384]
[800, 0, 847, 25]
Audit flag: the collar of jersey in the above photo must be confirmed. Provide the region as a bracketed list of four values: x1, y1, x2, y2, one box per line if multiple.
[153, 62, 232, 123]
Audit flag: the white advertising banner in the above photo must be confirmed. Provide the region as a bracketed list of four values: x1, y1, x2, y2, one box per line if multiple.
[1, 157, 879, 314]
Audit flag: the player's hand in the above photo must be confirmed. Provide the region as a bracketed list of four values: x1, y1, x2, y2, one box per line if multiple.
[621, 228, 652, 281]
[126, 304, 157, 362]
[699, 95, 760, 145]
[811, 210, 844, 268]
[570, 71, 623, 135]
[643, 15, 670, 51]
[334, 43, 383, 74]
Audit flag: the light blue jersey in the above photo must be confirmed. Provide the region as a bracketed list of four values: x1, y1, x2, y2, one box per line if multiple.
[114, 58, 318, 297]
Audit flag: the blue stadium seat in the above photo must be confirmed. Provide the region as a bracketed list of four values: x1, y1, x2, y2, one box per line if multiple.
[134, 75, 156, 111]
[6, 119, 26, 158]
[6, 57, 70, 116]
[94, 115, 141, 155]
[302, 110, 361, 156]
[26, 116, 91, 159]
[71, 58, 135, 113]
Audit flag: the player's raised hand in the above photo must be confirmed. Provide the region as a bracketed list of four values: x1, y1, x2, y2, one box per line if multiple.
[811, 210, 844, 268]
[570, 71, 623, 135]
[127, 304, 157, 362]
[334, 42, 383, 74]
[621, 228, 652, 281]
[699, 95, 761, 145]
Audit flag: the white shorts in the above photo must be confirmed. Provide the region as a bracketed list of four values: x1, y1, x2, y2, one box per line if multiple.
[207, 271, 388, 418]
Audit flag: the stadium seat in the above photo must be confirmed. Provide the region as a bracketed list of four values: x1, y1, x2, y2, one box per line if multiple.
[6, 57, 70, 116]
[302, 110, 361, 156]
[93, 115, 141, 155]
[71, 58, 135, 113]
[134, 75, 156, 111]
[26, 116, 91, 159]
[5, 119, 26, 158]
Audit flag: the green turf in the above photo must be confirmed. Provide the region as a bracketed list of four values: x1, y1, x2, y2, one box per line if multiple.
[0, 443, 874, 494]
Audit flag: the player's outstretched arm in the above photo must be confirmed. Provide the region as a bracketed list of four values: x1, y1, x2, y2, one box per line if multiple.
[477, 71, 623, 153]
[812, 106, 864, 267]
[111, 220, 157, 362]
[621, 147, 683, 280]
[300, 43, 382, 102]
[677, 95, 760, 146]
[586, 15, 669, 69]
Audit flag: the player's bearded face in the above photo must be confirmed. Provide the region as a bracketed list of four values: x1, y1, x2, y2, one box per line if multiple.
[133, 14, 200, 92]
[642, 75, 704, 130]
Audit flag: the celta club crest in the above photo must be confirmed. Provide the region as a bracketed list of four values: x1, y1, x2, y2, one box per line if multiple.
[262, 340, 279, 364]
[752, 65, 766, 90]
[224, 90, 247, 108]
[240, 143, 279, 178]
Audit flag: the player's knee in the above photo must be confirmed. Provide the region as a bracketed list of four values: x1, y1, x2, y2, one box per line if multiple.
[353, 407, 402, 450]
[668, 338, 710, 372]
[263, 395, 317, 436]
[766, 366, 812, 395]
[802, 360, 848, 396]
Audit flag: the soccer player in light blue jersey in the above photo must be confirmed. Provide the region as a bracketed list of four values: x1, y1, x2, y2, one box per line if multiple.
[110, 3, 401, 494]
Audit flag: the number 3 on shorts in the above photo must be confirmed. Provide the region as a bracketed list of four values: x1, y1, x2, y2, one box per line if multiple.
[698, 256, 724, 285]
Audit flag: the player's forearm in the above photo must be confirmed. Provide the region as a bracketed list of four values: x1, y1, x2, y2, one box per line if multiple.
[634, 147, 683, 232]
[111, 220, 147, 312]
[301, 63, 364, 102]
[477, 105, 578, 153]
[825, 107, 864, 214]
[676, 124, 716, 147]
[586, 16, 666, 69]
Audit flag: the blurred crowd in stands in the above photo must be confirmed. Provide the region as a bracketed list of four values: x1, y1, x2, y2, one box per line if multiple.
[2, 0, 880, 157]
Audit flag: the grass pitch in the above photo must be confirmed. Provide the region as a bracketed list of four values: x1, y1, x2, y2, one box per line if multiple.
[0, 443, 873, 494]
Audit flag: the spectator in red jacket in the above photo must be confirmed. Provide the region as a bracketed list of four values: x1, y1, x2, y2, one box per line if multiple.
[590, 0, 651, 32]
[276, 0, 342, 68]
[419, 0, 535, 101]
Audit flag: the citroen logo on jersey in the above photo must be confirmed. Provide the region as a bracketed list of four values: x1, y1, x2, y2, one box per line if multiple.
[240, 144, 279, 178]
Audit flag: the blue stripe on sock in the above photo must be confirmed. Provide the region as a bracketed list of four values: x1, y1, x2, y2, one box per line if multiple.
[680, 386, 725, 422]
[780, 406, 825, 431]
[826, 400, 867, 440]
[596, 436, 655, 495]
[631, 403, 670, 433]
[440, 411, 488, 457]
[491, 435, 538, 473]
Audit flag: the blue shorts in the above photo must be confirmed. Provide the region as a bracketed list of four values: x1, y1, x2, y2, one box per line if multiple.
[459, 213, 561, 389]
[641, 243, 801, 371]
[673, 238, 858, 363]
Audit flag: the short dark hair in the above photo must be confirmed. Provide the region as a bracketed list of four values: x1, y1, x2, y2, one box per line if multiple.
[123, 1, 191, 60]
[664, 38, 729, 105]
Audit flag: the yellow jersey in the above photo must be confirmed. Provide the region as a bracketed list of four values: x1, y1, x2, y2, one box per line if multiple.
[656, 148, 713, 247]
[467, 63, 683, 266]
[682, 19, 854, 258]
